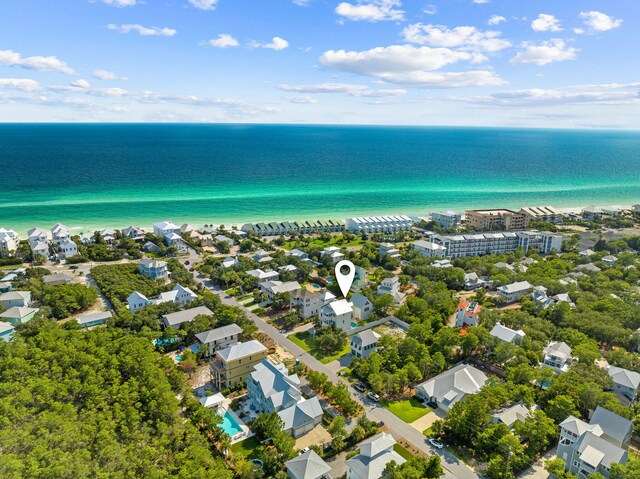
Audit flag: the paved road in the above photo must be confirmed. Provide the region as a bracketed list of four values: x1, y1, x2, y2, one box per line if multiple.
[193, 271, 481, 479]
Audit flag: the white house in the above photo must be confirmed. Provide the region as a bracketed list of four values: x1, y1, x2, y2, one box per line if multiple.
[350, 330, 380, 359]
[491, 403, 535, 428]
[350, 293, 373, 321]
[221, 256, 239, 268]
[607, 365, 640, 404]
[58, 239, 79, 260]
[290, 289, 335, 319]
[215, 235, 234, 246]
[27, 227, 48, 247]
[127, 291, 153, 312]
[155, 284, 198, 306]
[490, 322, 526, 344]
[259, 280, 301, 299]
[0, 228, 18, 257]
[31, 241, 50, 259]
[246, 269, 279, 284]
[50, 223, 70, 245]
[542, 341, 573, 373]
[320, 299, 353, 331]
[378, 242, 400, 258]
[285, 450, 331, 479]
[153, 220, 181, 237]
[416, 363, 488, 412]
[195, 324, 243, 357]
[320, 246, 344, 264]
[497, 281, 533, 303]
[346, 432, 405, 479]
[455, 300, 482, 327]
[121, 226, 145, 240]
[0, 291, 32, 309]
[411, 240, 447, 258]
[377, 277, 406, 304]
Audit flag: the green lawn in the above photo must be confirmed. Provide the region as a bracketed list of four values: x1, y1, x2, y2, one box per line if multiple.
[393, 443, 414, 461]
[423, 426, 434, 437]
[381, 398, 431, 423]
[289, 332, 350, 364]
[230, 436, 261, 458]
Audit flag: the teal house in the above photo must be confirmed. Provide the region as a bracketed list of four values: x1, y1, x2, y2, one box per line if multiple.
[0, 307, 38, 325]
[0, 321, 15, 341]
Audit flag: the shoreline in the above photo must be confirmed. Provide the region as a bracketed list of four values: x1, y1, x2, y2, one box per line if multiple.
[3, 202, 636, 237]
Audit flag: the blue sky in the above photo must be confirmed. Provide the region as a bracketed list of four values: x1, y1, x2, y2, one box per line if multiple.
[0, 0, 637, 128]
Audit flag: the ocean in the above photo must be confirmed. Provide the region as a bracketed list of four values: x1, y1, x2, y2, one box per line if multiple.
[1, 123, 640, 234]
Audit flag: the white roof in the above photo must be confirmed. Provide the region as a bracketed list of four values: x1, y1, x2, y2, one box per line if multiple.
[498, 281, 532, 294]
[195, 324, 242, 344]
[0, 321, 15, 334]
[199, 393, 225, 408]
[285, 450, 331, 479]
[353, 330, 380, 347]
[161, 306, 213, 327]
[127, 291, 149, 303]
[490, 323, 525, 343]
[217, 340, 267, 362]
[76, 311, 112, 325]
[153, 221, 179, 230]
[0, 307, 38, 320]
[324, 299, 353, 316]
[416, 364, 488, 407]
[607, 365, 640, 390]
[0, 291, 30, 302]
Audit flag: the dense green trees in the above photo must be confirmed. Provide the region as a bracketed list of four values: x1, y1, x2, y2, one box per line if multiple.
[91, 263, 168, 308]
[43, 283, 98, 319]
[384, 455, 443, 479]
[0, 321, 231, 479]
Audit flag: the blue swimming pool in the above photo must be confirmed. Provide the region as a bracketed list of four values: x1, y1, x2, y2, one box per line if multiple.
[351, 322, 358, 328]
[220, 409, 243, 437]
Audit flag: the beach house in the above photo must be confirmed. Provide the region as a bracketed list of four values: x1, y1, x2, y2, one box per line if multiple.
[0, 321, 15, 341]
[260, 280, 301, 300]
[58, 239, 79, 259]
[320, 246, 344, 264]
[377, 276, 406, 304]
[285, 450, 331, 479]
[76, 311, 112, 328]
[0, 291, 32, 309]
[121, 226, 145, 240]
[211, 340, 268, 389]
[350, 330, 380, 359]
[346, 432, 406, 479]
[320, 299, 353, 331]
[0, 228, 18, 257]
[160, 305, 213, 328]
[127, 291, 153, 312]
[454, 300, 482, 327]
[27, 227, 48, 247]
[345, 215, 413, 234]
[139, 259, 169, 280]
[0, 307, 39, 325]
[51, 223, 71, 245]
[195, 324, 242, 357]
[290, 289, 335, 319]
[542, 341, 573, 373]
[350, 293, 373, 321]
[378, 242, 400, 258]
[497, 281, 533, 303]
[606, 365, 640, 404]
[42, 272, 75, 286]
[557, 407, 632, 479]
[490, 322, 526, 345]
[416, 363, 488, 412]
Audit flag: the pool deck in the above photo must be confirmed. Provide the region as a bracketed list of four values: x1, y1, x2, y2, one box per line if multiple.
[218, 398, 253, 444]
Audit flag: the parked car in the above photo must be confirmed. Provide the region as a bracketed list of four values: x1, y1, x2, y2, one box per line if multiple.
[377, 421, 385, 428]
[189, 268, 195, 272]
[299, 447, 310, 455]
[428, 438, 444, 449]
[367, 392, 380, 402]
[355, 383, 367, 393]
[184, 260, 190, 265]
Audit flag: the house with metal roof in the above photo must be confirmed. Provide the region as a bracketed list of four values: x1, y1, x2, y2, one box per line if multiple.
[350, 293, 373, 321]
[490, 322, 526, 345]
[607, 365, 640, 404]
[346, 432, 405, 479]
[279, 396, 324, 438]
[557, 406, 632, 479]
[210, 340, 268, 389]
[0, 307, 39, 325]
[76, 311, 112, 328]
[416, 363, 488, 412]
[497, 281, 533, 303]
[285, 450, 331, 479]
[320, 299, 353, 331]
[0, 321, 15, 341]
[350, 330, 380, 359]
[139, 259, 169, 280]
[0, 291, 32, 309]
[542, 341, 573, 373]
[247, 360, 302, 413]
[195, 324, 242, 357]
[160, 305, 214, 328]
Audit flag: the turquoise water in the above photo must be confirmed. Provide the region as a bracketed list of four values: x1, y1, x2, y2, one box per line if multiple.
[220, 410, 243, 436]
[1, 124, 640, 234]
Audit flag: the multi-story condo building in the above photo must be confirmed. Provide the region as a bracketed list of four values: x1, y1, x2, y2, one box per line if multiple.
[411, 230, 563, 259]
[557, 406, 632, 479]
[211, 340, 268, 389]
[465, 209, 530, 231]
[241, 219, 344, 236]
[0, 228, 18, 258]
[431, 210, 462, 230]
[345, 215, 413, 234]
[520, 205, 564, 224]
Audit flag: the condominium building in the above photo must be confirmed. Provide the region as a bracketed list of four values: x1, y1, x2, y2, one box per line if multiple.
[345, 215, 413, 234]
[241, 219, 344, 236]
[520, 206, 564, 224]
[411, 230, 563, 259]
[465, 209, 530, 231]
[211, 340, 268, 389]
[431, 210, 462, 230]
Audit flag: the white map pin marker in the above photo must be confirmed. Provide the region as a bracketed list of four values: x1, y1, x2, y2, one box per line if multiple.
[335, 260, 355, 298]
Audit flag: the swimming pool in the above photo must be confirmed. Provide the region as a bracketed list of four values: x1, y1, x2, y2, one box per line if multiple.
[220, 409, 243, 437]
[351, 322, 358, 328]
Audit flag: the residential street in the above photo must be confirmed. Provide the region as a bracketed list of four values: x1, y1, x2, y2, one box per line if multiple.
[193, 271, 482, 479]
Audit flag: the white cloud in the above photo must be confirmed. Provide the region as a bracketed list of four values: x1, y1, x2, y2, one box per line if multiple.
[472, 0, 490, 4]
[71, 79, 91, 88]
[208, 34, 239, 48]
[0, 78, 41, 92]
[101, 0, 137, 6]
[335, 0, 404, 22]
[457, 87, 640, 107]
[0, 50, 74, 74]
[510, 39, 578, 66]
[278, 82, 406, 96]
[107, 24, 177, 36]
[292, 0, 310, 5]
[531, 14, 562, 32]
[93, 69, 127, 80]
[320, 45, 504, 88]
[402, 24, 511, 52]
[573, 28, 585, 35]
[188, 0, 219, 10]
[423, 4, 437, 15]
[251, 37, 289, 50]
[488, 15, 506, 26]
[285, 95, 317, 103]
[579, 11, 623, 32]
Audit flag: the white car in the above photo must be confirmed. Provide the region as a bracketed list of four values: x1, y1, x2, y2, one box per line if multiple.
[367, 392, 380, 402]
[428, 438, 444, 449]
